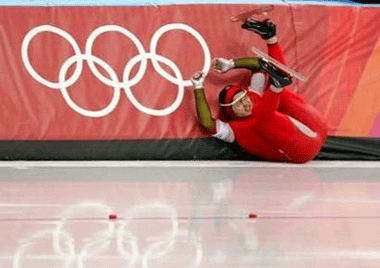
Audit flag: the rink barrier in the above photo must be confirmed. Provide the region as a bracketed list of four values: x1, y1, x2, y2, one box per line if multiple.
[1, 137, 380, 160]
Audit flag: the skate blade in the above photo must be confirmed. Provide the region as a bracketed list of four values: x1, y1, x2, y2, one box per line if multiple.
[251, 46, 308, 83]
[230, 5, 275, 22]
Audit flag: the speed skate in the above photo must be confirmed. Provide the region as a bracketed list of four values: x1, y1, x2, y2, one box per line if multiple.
[251, 46, 308, 83]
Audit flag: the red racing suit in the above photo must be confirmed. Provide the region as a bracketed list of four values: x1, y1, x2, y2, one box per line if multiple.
[212, 43, 328, 163]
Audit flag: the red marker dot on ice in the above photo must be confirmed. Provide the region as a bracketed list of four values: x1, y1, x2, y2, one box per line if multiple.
[109, 214, 118, 220]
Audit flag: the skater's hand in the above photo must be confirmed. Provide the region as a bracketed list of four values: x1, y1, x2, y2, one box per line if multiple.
[190, 71, 206, 89]
[212, 58, 234, 73]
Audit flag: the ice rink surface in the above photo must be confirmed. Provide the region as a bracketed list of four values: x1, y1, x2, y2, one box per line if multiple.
[0, 160, 379, 268]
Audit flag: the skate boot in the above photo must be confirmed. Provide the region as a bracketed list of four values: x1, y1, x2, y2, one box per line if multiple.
[241, 19, 276, 40]
[258, 58, 292, 88]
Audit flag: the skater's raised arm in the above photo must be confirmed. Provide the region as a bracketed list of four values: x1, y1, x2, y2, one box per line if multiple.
[212, 57, 262, 73]
[191, 72, 216, 132]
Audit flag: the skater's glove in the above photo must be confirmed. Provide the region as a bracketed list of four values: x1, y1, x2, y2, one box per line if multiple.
[191, 71, 206, 89]
[212, 58, 234, 73]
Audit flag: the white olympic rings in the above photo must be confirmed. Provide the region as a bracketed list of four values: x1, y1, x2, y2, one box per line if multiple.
[21, 24, 211, 117]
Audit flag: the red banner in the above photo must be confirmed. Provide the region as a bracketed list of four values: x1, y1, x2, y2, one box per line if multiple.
[1, 5, 380, 140]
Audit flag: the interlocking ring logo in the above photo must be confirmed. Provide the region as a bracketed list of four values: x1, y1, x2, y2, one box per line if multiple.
[21, 24, 211, 117]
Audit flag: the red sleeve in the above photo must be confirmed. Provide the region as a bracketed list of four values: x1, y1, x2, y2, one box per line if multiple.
[246, 90, 280, 125]
[210, 123, 217, 134]
[255, 90, 280, 118]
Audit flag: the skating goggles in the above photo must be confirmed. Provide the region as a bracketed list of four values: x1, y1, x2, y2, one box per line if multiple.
[219, 90, 248, 107]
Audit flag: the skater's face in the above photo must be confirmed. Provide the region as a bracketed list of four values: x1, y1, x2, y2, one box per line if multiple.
[232, 92, 253, 117]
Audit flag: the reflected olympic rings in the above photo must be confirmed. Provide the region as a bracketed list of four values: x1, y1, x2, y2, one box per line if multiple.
[13, 202, 203, 268]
